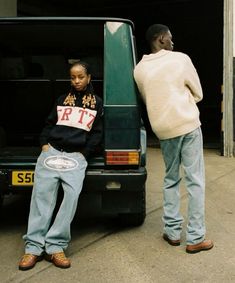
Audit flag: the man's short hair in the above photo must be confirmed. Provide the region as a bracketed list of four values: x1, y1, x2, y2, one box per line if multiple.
[145, 24, 170, 44]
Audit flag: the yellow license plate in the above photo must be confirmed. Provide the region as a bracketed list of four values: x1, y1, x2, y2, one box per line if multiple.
[12, 171, 34, 186]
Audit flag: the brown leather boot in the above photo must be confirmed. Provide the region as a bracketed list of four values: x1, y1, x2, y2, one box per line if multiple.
[45, 252, 71, 268]
[163, 233, 181, 246]
[19, 254, 43, 271]
[186, 239, 214, 254]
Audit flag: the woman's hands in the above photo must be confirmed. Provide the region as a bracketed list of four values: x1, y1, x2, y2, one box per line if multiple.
[42, 144, 50, 152]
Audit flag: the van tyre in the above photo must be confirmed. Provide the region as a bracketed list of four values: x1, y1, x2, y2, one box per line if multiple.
[118, 188, 146, 227]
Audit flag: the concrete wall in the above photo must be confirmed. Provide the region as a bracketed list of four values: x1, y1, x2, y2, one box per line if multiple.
[223, 0, 234, 156]
[234, 0, 235, 57]
[0, 0, 17, 16]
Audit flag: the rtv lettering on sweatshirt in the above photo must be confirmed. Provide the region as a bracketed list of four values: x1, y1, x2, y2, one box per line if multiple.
[56, 106, 97, 131]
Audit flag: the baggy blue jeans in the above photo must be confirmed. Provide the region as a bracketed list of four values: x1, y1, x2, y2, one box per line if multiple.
[159, 127, 205, 245]
[23, 145, 87, 255]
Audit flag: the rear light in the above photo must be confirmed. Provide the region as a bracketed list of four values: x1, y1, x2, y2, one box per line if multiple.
[105, 150, 140, 165]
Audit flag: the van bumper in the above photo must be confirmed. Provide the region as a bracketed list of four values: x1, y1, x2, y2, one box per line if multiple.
[0, 166, 147, 193]
[83, 166, 147, 192]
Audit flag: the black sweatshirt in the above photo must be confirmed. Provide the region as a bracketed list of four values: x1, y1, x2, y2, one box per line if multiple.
[40, 90, 103, 160]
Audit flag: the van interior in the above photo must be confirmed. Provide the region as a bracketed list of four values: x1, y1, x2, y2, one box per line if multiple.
[0, 21, 104, 148]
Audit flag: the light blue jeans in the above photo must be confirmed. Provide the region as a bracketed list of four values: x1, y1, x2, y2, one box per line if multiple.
[160, 127, 205, 245]
[23, 145, 87, 255]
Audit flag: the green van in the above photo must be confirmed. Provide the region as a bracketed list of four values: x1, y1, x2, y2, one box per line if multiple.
[0, 17, 147, 226]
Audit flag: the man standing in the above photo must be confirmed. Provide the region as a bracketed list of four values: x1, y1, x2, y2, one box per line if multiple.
[134, 24, 213, 253]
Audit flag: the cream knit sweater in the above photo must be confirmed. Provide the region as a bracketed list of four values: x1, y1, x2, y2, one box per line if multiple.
[134, 49, 203, 140]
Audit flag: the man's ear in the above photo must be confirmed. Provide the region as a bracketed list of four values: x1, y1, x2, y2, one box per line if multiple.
[159, 35, 165, 44]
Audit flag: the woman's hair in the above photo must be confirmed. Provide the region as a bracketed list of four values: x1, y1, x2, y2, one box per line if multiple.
[69, 60, 95, 95]
[70, 60, 91, 75]
[145, 24, 170, 45]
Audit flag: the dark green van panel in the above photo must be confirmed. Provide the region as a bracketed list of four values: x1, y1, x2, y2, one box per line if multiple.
[104, 106, 140, 149]
[104, 22, 137, 105]
[104, 21, 140, 149]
